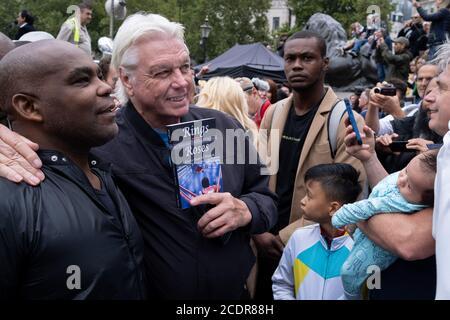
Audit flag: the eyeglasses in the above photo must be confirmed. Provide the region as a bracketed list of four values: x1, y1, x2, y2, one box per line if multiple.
[242, 85, 254, 92]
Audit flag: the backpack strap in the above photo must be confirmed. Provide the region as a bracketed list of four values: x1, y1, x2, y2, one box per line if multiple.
[327, 99, 347, 159]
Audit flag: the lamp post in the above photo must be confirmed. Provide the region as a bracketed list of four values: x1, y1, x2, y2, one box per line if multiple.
[110, 0, 115, 39]
[200, 17, 211, 63]
[105, 0, 127, 39]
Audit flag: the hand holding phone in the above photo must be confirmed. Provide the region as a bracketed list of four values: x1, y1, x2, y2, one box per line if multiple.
[426, 143, 443, 150]
[344, 98, 362, 145]
[388, 141, 412, 152]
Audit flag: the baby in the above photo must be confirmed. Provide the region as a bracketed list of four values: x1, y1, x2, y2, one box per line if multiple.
[332, 149, 438, 299]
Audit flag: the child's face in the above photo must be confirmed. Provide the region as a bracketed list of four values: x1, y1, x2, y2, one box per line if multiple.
[397, 155, 435, 204]
[300, 180, 335, 223]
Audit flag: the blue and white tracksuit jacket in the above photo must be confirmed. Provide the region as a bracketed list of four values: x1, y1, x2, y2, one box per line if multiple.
[272, 224, 354, 300]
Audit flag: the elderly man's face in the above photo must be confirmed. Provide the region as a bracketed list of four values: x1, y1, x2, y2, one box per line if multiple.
[124, 37, 193, 126]
[429, 67, 450, 136]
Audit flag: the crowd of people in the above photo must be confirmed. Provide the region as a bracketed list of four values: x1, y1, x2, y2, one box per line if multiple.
[0, 0, 450, 301]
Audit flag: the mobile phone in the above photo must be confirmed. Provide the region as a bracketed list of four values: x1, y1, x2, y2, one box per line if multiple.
[344, 98, 363, 145]
[389, 141, 414, 152]
[427, 143, 443, 150]
[374, 87, 397, 96]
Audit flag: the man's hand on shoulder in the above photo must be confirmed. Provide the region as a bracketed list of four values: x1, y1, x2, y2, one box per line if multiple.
[0, 124, 44, 185]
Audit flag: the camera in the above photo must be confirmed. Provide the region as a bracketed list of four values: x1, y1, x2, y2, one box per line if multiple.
[374, 86, 397, 96]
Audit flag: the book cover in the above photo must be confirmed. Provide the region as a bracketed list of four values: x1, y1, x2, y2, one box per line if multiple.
[167, 118, 223, 209]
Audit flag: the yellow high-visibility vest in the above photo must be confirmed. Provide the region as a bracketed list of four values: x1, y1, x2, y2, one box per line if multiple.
[66, 17, 81, 46]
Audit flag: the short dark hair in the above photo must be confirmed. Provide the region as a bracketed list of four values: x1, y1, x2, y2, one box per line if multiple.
[286, 31, 327, 58]
[419, 149, 438, 206]
[78, 2, 92, 11]
[305, 163, 362, 204]
[265, 78, 278, 104]
[20, 10, 34, 25]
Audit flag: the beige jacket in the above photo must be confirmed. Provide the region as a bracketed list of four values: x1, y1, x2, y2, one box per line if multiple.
[258, 87, 367, 244]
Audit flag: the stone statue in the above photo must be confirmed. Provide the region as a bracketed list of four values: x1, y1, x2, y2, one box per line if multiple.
[304, 13, 378, 91]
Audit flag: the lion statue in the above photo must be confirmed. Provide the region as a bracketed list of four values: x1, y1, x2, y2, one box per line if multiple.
[304, 13, 378, 91]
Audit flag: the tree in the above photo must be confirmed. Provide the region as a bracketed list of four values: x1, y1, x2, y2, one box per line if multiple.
[0, 0, 22, 39]
[0, 0, 110, 52]
[169, 0, 272, 64]
[1, 0, 271, 62]
[288, 0, 393, 36]
[121, 0, 272, 63]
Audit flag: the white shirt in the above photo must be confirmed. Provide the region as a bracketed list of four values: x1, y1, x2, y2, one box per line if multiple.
[377, 103, 420, 136]
[433, 121, 450, 299]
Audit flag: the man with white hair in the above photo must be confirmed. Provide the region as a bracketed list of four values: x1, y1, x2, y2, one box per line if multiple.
[0, 13, 277, 299]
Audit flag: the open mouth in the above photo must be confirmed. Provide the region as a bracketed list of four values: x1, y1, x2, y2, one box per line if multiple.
[167, 94, 187, 102]
[98, 104, 118, 115]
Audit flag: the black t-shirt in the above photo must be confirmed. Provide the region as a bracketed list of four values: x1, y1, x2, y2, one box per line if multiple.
[273, 103, 319, 233]
[369, 256, 436, 300]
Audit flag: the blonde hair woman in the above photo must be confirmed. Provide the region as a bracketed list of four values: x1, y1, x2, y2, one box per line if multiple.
[197, 76, 258, 144]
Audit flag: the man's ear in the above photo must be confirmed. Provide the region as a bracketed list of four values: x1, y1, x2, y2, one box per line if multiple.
[119, 67, 134, 97]
[11, 94, 43, 122]
[328, 201, 342, 217]
[323, 57, 330, 73]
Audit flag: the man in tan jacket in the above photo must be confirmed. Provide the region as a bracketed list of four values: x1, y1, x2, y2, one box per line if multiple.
[254, 30, 367, 299]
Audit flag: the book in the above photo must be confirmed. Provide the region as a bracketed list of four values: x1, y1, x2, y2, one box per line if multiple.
[167, 118, 223, 209]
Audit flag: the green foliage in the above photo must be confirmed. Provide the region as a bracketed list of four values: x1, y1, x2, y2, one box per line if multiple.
[0, 0, 271, 63]
[0, 0, 393, 61]
[0, 0, 22, 39]
[0, 0, 109, 53]
[271, 22, 300, 52]
[288, 0, 394, 35]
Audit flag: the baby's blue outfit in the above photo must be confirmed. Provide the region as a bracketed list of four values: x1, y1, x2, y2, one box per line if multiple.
[332, 172, 427, 299]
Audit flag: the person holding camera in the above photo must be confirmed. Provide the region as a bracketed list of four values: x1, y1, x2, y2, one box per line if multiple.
[366, 64, 440, 136]
[376, 36, 413, 82]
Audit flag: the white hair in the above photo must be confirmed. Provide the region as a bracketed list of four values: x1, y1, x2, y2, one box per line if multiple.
[432, 41, 450, 72]
[438, 0, 450, 9]
[112, 13, 187, 103]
